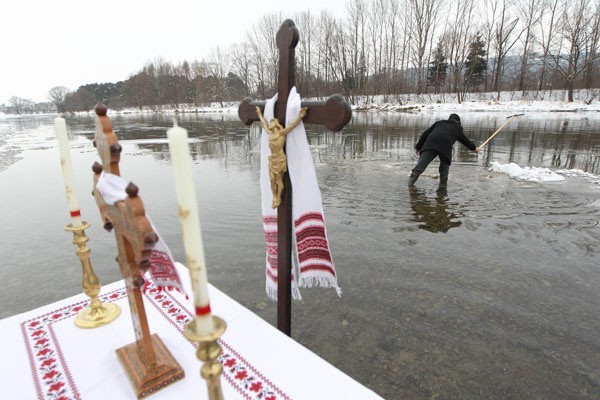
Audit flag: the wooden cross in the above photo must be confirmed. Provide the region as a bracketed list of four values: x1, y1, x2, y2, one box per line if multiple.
[238, 19, 352, 336]
[91, 103, 184, 398]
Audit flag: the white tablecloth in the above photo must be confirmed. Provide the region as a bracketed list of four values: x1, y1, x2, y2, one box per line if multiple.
[0, 263, 383, 400]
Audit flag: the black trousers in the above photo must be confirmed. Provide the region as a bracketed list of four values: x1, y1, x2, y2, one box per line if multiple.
[412, 150, 450, 182]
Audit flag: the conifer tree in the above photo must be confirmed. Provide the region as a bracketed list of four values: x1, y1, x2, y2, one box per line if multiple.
[427, 40, 448, 93]
[464, 33, 487, 90]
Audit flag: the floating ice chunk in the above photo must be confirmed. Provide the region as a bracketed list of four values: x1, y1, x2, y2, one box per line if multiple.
[489, 161, 565, 182]
[556, 168, 600, 184]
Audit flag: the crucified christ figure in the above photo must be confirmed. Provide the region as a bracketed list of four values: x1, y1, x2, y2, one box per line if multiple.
[256, 106, 308, 208]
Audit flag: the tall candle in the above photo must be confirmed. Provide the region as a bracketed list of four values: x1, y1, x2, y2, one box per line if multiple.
[55, 117, 83, 228]
[167, 122, 214, 334]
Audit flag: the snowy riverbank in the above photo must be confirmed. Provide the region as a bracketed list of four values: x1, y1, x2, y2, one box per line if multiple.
[2, 89, 599, 118]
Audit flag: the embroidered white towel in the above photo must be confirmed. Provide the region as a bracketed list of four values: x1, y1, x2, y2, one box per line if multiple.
[96, 172, 185, 293]
[260, 87, 341, 300]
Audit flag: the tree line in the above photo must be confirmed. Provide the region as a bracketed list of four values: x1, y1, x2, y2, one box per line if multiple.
[7, 0, 600, 114]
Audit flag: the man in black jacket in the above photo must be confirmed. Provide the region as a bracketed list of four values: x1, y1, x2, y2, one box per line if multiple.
[409, 113, 479, 188]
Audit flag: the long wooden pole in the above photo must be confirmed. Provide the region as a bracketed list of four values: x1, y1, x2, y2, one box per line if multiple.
[479, 113, 524, 148]
[275, 20, 297, 336]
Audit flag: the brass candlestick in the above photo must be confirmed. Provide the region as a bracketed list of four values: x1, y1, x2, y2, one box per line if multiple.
[184, 316, 227, 400]
[65, 221, 120, 328]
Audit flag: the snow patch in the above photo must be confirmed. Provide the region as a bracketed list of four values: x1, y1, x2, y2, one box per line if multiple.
[489, 161, 565, 182]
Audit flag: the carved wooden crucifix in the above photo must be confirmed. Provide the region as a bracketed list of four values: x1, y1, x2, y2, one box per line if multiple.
[238, 19, 352, 336]
[91, 103, 184, 398]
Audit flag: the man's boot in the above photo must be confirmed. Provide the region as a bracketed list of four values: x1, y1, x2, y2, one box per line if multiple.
[408, 172, 420, 187]
[438, 174, 448, 189]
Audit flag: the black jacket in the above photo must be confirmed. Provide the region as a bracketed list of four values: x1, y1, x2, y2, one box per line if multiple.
[415, 119, 476, 164]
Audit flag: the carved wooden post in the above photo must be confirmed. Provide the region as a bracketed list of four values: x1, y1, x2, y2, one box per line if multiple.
[238, 19, 351, 336]
[92, 103, 184, 398]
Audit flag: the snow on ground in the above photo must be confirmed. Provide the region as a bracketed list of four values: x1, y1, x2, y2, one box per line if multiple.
[61, 89, 600, 116]
[355, 89, 600, 114]
[2, 89, 599, 118]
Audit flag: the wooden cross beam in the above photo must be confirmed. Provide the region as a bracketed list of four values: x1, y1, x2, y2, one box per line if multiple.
[238, 19, 352, 336]
[91, 103, 184, 397]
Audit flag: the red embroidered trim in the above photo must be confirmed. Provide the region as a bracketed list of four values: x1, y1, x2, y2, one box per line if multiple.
[295, 219, 333, 265]
[146, 287, 290, 400]
[21, 290, 125, 400]
[300, 264, 337, 276]
[263, 216, 279, 281]
[148, 250, 184, 292]
[69, 210, 81, 217]
[263, 215, 278, 224]
[294, 211, 324, 227]
[21, 284, 290, 400]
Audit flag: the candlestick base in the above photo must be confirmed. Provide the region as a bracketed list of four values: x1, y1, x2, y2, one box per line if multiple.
[183, 316, 227, 400]
[65, 222, 121, 329]
[74, 301, 121, 329]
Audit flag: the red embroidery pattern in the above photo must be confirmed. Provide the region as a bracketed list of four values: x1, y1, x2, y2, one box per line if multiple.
[22, 283, 290, 400]
[22, 289, 126, 400]
[144, 287, 290, 400]
[263, 215, 279, 286]
[294, 212, 336, 277]
[148, 250, 184, 292]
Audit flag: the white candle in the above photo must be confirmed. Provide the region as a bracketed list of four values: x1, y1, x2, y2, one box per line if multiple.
[55, 117, 83, 228]
[167, 121, 214, 334]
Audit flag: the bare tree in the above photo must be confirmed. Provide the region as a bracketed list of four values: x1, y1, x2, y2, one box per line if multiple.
[490, 0, 523, 96]
[407, 0, 444, 94]
[398, 3, 414, 93]
[230, 43, 252, 97]
[554, 0, 600, 101]
[124, 69, 155, 109]
[443, 0, 478, 102]
[583, 0, 600, 89]
[48, 86, 70, 113]
[314, 10, 343, 97]
[327, 16, 354, 100]
[205, 46, 230, 106]
[294, 10, 318, 97]
[536, 0, 561, 91]
[8, 96, 35, 114]
[515, 0, 543, 93]
[481, 0, 502, 90]
[19, 2, 600, 110]
[382, 0, 403, 96]
[366, 0, 386, 98]
[188, 60, 210, 105]
[345, 0, 369, 100]
[246, 13, 281, 99]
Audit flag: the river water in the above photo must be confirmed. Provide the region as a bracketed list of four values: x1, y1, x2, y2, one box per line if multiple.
[1, 110, 599, 399]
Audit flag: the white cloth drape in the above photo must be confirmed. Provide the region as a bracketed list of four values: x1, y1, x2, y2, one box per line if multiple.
[260, 87, 341, 300]
[97, 172, 185, 293]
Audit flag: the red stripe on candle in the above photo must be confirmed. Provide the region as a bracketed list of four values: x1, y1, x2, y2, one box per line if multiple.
[70, 210, 81, 217]
[195, 305, 211, 316]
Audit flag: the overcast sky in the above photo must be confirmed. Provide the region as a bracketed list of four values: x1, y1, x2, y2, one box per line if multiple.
[0, 0, 347, 105]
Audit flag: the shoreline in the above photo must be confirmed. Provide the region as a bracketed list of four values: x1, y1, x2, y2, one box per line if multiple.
[2, 88, 600, 118]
